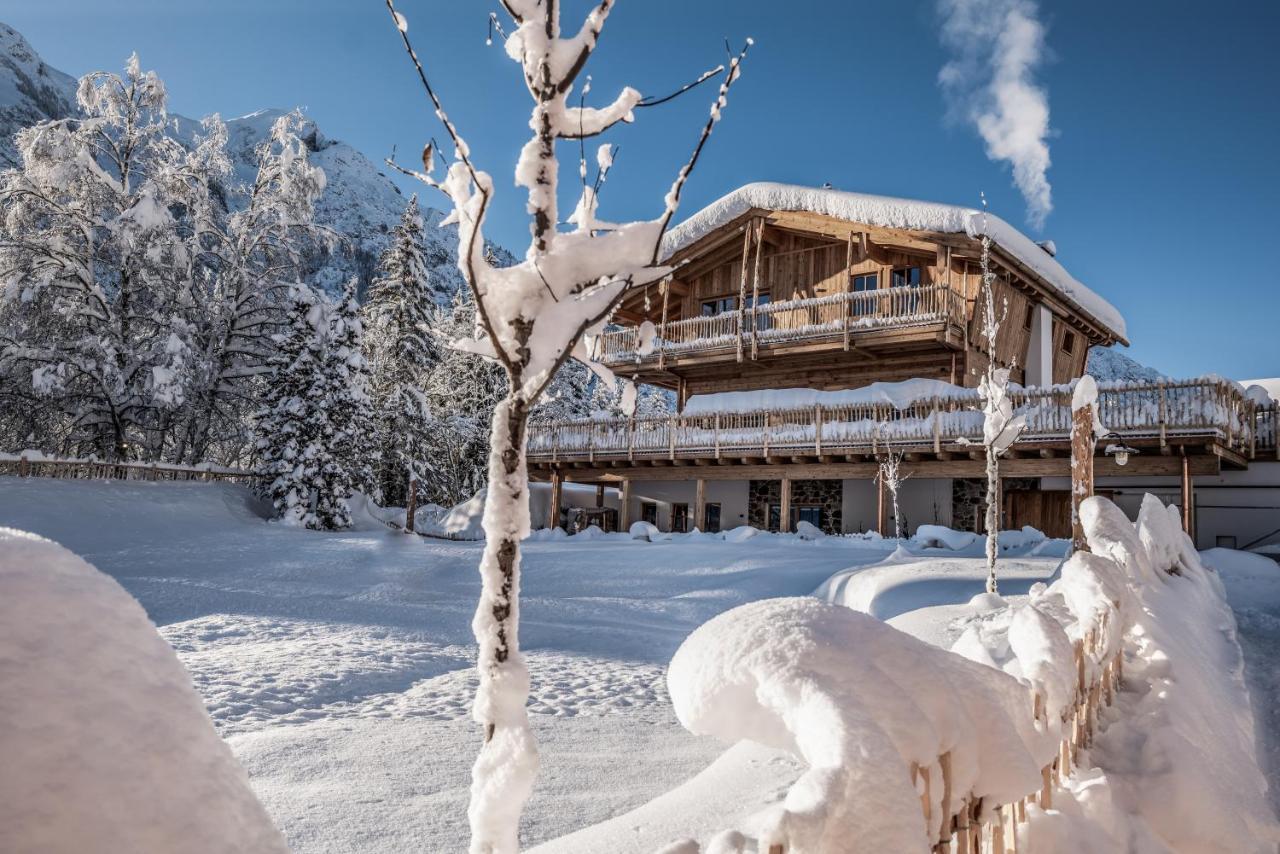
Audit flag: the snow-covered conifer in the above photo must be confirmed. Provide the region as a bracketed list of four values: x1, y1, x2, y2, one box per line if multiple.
[363, 196, 438, 509]
[256, 285, 328, 526]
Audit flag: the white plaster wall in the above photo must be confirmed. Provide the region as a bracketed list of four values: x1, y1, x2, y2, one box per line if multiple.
[621, 480, 750, 532]
[841, 478, 953, 535]
[1042, 461, 1280, 550]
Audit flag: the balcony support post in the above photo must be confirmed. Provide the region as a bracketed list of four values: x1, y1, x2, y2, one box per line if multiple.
[620, 478, 632, 531]
[780, 476, 792, 534]
[751, 219, 764, 360]
[844, 230, 854, 351]
[736, 224, 752, 363]
[1180, 450, 1196, 540]
[877, 469, 888, 537]
[695, 478, 707, 532]
[658, 278, 670, 370]
[549, 469, 564, 532]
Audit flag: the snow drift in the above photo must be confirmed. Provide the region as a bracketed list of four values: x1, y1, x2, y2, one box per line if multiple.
[0, 527, 287, 853]
[664, 496, 1280, 852]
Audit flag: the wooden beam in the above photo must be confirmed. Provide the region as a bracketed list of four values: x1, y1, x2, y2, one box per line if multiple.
[876, 471, 888, 537]
[549, 470, 564, 531]
[543, 453, 1219, 483]
[619, 479, 632, 530]
[1181, 451, 1195, 538]
[780, 476, 792, 533]
[695, 478, 707, 532]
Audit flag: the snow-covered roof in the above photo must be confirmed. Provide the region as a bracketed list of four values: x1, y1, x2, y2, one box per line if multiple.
[661, 182, 1127, 343]
[1241, 378, 1280, 401]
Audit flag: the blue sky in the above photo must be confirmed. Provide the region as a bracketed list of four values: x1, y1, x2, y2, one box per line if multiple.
[4, 0, 1277, 379]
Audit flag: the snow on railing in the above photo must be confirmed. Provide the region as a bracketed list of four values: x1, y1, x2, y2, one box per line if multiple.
[1256, 402, 1278, 457]
[600, 284, 961, 365]
[528, 378, 1260, 462]
[0, 453, 258, 484]
[660, 495, 1199, 853]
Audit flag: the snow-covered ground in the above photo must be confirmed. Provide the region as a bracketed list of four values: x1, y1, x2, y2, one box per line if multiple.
[0, 477, 906, 852]
[4, 476, 1278, 852]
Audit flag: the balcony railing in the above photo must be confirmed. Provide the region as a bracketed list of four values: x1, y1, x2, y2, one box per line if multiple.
[600, 283, 963, 366]
[529, 379, 1267, 463]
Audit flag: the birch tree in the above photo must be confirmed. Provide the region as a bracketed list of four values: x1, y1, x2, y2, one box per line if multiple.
[381, 2, 750, 847]
[962, 201, 1026, 594]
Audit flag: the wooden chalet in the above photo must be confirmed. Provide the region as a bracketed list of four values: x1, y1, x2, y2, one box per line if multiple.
[528, 184, 1275, 539]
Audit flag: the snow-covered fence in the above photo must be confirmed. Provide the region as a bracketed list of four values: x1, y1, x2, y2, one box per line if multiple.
[529, 378, 1260, 463]
[0, 454, 257, 485]
[599, 284, 962, 365]
[661, 494, 1212, 853]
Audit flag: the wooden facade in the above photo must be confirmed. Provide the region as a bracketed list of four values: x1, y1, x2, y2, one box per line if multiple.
[606, 207, 1110, 402]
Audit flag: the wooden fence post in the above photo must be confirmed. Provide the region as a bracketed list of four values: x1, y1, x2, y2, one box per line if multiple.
[1070, 395, 1095, 552]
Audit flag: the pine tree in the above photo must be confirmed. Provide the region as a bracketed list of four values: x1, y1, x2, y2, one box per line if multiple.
[363, 196, 438, 513]
[256, 285, 327, 527]
[321, 278, 375, 526]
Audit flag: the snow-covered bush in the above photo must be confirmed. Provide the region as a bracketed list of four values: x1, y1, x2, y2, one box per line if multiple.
[913, 524, 979, 551]
[663, 494, 1280, 853]
[0, 527, 288, 853]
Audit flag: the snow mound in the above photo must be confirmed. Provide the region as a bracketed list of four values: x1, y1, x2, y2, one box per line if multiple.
[667, 597, 1049, 852]
[914, 524, 978, 551]
[630, 520, 662, 541]
[0, 527, 287, 853]
[661, 183, 1126, 342]
[794, 520, 824, 540]
[667, 495, 1280, 852]
[721, 526, 761, 543]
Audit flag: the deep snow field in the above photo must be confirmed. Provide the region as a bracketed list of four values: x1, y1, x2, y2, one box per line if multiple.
[2, 476, 1278, 852]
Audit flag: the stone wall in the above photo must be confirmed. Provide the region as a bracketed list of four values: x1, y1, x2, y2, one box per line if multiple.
[748, 479, 843, 533]
[951, 477, 1038, 534]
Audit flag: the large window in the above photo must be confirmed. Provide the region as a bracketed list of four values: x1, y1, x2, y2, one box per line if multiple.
[891, 266, 922, 312]
[891, 266, 922, 288]
[704, 503, 722, 534]
[700, 297, 736, 317]
[852, 273, 878, 316]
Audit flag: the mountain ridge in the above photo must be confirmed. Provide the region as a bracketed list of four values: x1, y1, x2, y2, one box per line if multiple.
[0, 22, 509, 299]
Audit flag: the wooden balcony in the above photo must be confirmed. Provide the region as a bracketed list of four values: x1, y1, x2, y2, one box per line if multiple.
[599, 283, 963, 367]
[528, 379, 1271, 477]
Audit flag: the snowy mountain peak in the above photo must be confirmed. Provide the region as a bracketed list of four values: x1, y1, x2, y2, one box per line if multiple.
[0, 22, 510, 299]
[0, 21, 78, 167]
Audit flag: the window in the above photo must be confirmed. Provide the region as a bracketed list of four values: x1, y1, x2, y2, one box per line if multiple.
[767, 504, 823, 532]
[640, 501, 658, 525]
[671, 503, 689, 533]
[1023, 303, 1036, 330]
[1061, 330, 1076, 355]
[744, 293, 770, 308]
[705, 503, 722, 534]
[891, 266, 922, 288]
[851, 273, 878, 316]
[700, 297, 736, 316]
[891, 267, 922, 312]
[794, 506, 823, 529]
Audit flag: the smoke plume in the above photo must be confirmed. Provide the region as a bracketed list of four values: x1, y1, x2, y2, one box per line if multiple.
[938, 0, 1053, 228]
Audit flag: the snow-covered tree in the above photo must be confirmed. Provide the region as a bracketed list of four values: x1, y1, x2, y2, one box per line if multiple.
[876, 449, 909, 540]
[363, 196, 438, 510]
[169, 110, 329, 467]
[961, 202, 1026, 594]
[420, 286, 506, 507]
[255, 285, 328, 526]
[0, 55, 196, 459]
[382, 1, 751, 846]
[322, 278, 376, 516]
